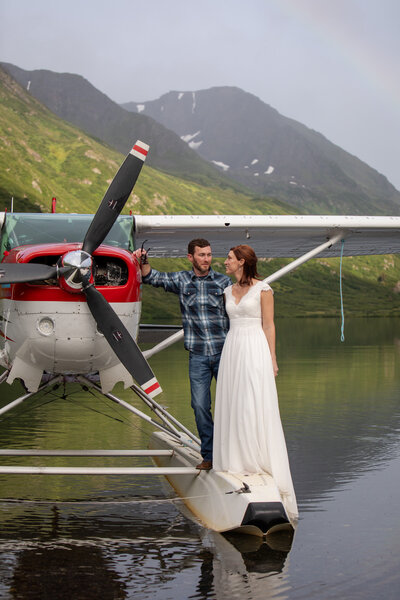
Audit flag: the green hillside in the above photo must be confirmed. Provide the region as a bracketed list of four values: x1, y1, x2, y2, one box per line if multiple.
[0, 67, 290, 216]
[1, 66, 399, 319]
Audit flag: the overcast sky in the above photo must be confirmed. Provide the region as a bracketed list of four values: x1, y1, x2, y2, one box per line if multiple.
[1, 0, 399, 191]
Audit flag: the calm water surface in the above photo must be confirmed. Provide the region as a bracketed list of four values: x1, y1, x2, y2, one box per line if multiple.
[0, 318, 399, 599]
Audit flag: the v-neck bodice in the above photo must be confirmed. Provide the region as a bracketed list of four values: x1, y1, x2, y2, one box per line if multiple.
[225, 280, 273, 321]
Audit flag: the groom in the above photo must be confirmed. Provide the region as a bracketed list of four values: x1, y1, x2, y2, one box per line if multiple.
[136, 239, 231, 470]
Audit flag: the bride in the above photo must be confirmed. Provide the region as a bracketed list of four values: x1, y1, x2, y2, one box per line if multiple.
[212, 245, 297, 509]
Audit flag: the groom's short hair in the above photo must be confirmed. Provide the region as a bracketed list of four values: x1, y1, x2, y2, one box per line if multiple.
[188, 238, 211, 255]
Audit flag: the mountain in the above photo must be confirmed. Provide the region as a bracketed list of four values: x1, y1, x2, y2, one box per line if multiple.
[1, 65, 399, 318]
[1, 63, 245, 191]
[122, 87, 400, 215]
[0, 65, 289, 216]
[3, 63, 399, 216]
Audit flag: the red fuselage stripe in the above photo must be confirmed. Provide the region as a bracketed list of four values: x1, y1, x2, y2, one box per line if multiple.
[0, 243, 141, 303]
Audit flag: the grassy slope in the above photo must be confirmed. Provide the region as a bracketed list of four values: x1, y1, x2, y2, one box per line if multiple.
[0, 68, 122, 213]
[140, 254, 400, 323]
[0, 67, 290, 217]
[1, 67, 399, 320]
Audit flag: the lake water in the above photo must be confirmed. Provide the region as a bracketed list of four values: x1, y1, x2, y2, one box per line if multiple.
[0, 318, 399, 599]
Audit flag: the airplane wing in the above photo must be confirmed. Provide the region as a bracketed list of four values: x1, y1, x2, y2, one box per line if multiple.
[134, 215, 400, 258]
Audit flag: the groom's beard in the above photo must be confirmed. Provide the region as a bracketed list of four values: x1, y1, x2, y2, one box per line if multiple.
[192, 257, 211, 274]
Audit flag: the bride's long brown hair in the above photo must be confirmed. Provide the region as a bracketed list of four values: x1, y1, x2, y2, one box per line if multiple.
[231, 244, 260, 286]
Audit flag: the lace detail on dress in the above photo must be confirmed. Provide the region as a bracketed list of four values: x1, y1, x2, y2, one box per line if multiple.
[259, 280, 273, 294]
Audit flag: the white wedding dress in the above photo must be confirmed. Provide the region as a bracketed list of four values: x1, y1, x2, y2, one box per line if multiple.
[213, 281, 297, 509]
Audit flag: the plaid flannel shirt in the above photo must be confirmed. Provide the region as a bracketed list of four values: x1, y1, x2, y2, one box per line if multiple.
[142, 267, 231, 355]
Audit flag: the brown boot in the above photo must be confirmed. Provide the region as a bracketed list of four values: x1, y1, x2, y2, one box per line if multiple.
[196, 460, 212, 471]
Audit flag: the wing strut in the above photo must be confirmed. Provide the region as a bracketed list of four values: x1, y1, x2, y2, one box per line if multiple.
[265, 232, 343, 284]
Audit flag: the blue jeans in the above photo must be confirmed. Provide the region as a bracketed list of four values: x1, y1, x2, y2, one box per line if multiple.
[189, 352, 221, 462]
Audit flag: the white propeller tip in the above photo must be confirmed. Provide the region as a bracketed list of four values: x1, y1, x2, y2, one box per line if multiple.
[131, 141, 149, 161]
[141, 377, 162, 398]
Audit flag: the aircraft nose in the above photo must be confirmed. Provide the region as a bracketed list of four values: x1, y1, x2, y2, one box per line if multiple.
[59, 250, 93, 291]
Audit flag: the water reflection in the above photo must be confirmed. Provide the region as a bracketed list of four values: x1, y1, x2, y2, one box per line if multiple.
[0, 318, 399, 599]
[198, 530, 294, 600]
[274, 318, 400, 509]
[0, 500, 294, 600]
[11, 544, 126, 600]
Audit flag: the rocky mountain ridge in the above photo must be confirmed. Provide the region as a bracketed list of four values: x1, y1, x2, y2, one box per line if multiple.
[123, 86, 400, 215]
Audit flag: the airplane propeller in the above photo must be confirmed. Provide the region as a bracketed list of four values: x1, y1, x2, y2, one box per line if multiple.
[0, 141, 162, 397]
[82, 143, 148, 255]
[84, 284, 159, 395]
[0, 262, 60, 283]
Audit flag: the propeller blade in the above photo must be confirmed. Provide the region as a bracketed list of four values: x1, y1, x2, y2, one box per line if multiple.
[82, 141, 149, 255]
[0, 263, 58, 284]
[84, 284, 162, 398]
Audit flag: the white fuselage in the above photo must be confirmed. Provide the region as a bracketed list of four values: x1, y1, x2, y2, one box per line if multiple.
[0, 298, 141, 392]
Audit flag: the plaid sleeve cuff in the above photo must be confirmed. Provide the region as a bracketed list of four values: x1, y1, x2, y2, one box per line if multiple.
[142, 268, 155, 283]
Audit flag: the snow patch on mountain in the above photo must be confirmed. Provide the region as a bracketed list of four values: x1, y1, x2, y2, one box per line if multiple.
[212, 160, 230, 171]
[181, 131, 201, 143]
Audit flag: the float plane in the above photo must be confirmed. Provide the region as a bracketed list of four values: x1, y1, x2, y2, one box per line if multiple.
[1, 141, 399, 537]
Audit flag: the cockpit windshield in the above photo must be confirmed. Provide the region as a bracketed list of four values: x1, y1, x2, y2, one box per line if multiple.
[0, 213, 134, 257]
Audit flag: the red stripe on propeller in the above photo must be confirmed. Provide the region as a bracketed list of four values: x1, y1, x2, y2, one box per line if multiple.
[144, 381, 161, 395]
[133, 144, 148, 157]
